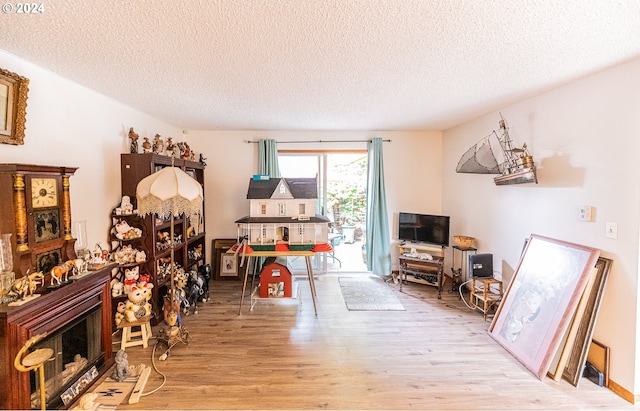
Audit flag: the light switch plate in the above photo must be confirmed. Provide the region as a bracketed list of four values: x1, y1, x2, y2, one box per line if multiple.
[606, 222, 618, 239]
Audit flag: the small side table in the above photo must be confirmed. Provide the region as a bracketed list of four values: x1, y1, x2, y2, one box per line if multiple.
[470, 278, 503, 321]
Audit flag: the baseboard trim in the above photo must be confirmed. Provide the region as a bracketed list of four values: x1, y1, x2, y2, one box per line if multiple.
[608, 378, 636, 404]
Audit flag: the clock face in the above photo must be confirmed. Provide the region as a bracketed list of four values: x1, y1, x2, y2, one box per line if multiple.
[31, 178, 58, 208]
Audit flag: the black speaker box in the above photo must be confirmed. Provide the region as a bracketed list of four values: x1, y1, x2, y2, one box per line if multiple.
[469, 253, 493, 278]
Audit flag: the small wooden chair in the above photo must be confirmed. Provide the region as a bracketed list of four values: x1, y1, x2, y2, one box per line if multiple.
[117, 316, 152, 350]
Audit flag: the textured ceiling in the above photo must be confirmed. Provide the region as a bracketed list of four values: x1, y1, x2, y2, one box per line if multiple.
[1, 0, 639, 131]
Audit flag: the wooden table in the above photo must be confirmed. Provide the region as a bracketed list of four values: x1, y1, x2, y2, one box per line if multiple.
[238, 250, 318, 315]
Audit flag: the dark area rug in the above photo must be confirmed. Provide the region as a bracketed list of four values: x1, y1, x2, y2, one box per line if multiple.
[338, 277, 405, 311]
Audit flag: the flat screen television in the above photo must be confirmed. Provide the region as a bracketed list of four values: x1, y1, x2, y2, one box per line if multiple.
[398, 212, 450, 247]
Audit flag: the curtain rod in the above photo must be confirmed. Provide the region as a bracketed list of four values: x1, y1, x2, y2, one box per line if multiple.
[245, 139, 391, 144]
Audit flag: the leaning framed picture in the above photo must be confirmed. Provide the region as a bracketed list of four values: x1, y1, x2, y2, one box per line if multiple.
[212, 238, 239, 280]
[220, 253, 238, 277]
[561, 257, 612, 386]
[488, 234, 601, 379]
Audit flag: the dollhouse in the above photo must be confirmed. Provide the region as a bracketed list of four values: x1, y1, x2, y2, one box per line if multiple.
[235, 177, 331, 252]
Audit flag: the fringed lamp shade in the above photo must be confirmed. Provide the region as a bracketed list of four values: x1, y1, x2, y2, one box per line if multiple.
[136, 166, 203, 218]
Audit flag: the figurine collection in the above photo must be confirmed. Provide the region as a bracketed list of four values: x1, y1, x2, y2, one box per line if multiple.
[128, 127, 203, 164]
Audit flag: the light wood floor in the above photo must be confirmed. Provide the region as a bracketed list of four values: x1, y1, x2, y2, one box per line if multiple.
[111, 273, 634, 410]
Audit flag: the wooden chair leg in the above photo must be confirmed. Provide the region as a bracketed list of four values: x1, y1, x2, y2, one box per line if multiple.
[120, 326, 130, 351]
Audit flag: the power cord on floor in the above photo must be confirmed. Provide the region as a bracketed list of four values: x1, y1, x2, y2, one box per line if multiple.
[139, 343, 167, 397]
[452, 272, 503, 313]
[458, 278, 480, 310]
[140, 324, 191, 396]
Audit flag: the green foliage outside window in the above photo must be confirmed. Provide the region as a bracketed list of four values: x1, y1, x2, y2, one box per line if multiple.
[327, 157, 366, 235]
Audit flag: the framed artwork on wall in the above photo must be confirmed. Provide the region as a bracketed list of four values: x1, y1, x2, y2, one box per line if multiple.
[0, 67, 29, 145]
[488, 234, 600, 379]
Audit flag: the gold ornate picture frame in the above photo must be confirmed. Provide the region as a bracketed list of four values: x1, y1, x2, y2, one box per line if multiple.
[0, 67, 30, 145]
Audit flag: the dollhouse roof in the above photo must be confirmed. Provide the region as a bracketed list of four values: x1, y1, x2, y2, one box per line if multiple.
[235, 215, 330, 224]
[246, 177, 318, 199]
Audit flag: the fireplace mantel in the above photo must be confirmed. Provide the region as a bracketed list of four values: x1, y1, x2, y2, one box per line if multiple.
[0, 264, 114, 410]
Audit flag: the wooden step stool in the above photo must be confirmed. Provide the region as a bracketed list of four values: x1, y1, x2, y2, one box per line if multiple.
[117, 316, 152, 350]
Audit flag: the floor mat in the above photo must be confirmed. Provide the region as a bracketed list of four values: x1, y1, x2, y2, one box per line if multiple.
[338, 277, 405, 311]
[81, 375, 137, 409]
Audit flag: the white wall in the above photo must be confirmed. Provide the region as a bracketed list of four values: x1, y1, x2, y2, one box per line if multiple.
[0, 50, 183, 251]
[187, 130, 443, 271]
[442, 58, 640, 394]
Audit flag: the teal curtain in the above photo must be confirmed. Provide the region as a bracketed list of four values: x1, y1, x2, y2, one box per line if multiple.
[365, 138, 391, 276]
[258, 139, 281, 178]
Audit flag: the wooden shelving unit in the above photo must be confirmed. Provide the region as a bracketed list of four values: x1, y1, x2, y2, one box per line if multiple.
[108, 212, 148, 329]
[119, 153, 206, 325]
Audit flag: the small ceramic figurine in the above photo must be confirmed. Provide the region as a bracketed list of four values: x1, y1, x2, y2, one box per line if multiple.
[120, 195, 134, 215]
[123, 266, 139, 294]
[111, 281, 124, 297]
[152, 134, 164, 154]
[128, 127, 139, 154]
[114, 282, 154, 326]
[177, 141, 191, 160]
[114, 220, 142, 240]
[165, 137, 176, 157]
[142, 137, 152, 153]
[110, 350, 130, 382]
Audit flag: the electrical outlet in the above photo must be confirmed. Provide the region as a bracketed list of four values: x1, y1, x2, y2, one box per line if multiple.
[606, 222, 618, 240]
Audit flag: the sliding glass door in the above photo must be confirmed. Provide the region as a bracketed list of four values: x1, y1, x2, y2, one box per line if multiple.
[279, 151, 368, 273]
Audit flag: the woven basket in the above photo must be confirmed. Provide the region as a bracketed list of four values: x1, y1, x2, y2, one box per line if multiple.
[453, 235, 475, 249]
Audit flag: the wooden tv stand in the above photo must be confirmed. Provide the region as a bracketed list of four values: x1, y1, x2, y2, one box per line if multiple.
[398, 243, 445, 298]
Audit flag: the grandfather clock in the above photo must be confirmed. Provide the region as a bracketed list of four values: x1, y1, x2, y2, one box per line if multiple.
[0, 164, 78, 279]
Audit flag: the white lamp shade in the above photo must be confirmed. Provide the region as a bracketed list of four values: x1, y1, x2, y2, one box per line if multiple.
[136, 166, 203, 217]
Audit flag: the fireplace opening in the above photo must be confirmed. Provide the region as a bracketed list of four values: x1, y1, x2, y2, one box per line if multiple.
[30, 305, 104, 409]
